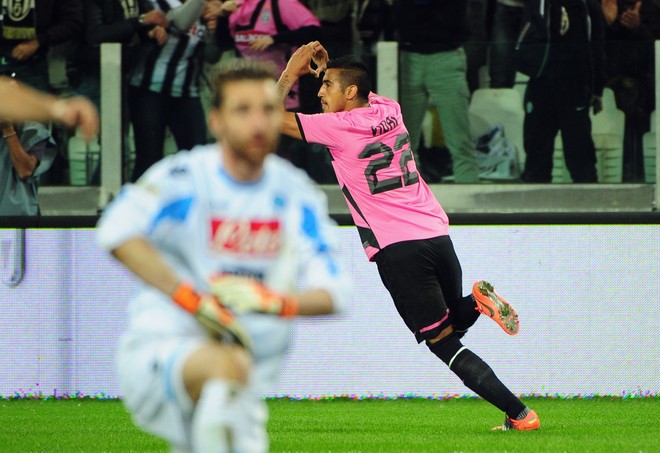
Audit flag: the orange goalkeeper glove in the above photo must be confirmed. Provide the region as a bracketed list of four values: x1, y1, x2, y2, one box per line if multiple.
[171, 282, 253, 351]
[209, 275, 299, 317]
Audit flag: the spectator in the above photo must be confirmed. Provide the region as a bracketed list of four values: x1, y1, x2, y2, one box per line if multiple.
[0, 118, 57, 215]
[198, 0, 238, 139]
[0, 75, 57, 215]
[209, 0, 324, 111]
[0, 0, 83, 92]
[488, 0, 525, 88]
[393, 0, 481, 183]
[207, 0, 328, 180]
[128, 0, 209, 182]
[465, 0, 490, 92]
[603, 0, 656, 182]
[69, 0, 169, 110]
[521, 0, 606, 183]
[67, 0, 169, 183]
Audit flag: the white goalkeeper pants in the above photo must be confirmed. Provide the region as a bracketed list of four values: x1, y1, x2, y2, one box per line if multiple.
[117, 335, 269, 452]
[117, 315, 290, 452]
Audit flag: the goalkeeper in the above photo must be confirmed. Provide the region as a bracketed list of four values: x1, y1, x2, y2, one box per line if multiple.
[97, 59, 350, 453]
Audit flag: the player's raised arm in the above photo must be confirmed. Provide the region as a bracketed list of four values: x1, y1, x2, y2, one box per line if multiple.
[278, 43, 329, 139]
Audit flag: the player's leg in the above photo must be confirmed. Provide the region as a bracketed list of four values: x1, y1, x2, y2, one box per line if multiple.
[428, 236, 481, 337]
[426, 238, 539, 430]
[427, 329, 538, 429]
[375, 238, 452, 343]
[117, 335, 205, 452]
[183, 341, 255, 453]
[375, 236, 539, 430]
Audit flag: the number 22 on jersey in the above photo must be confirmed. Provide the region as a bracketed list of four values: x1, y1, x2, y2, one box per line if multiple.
[358, 132, 420, 194]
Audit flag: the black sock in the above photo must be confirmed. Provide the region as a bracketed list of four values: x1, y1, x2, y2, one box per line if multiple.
[452, 295, 481, 332]
[429, 336, 525, 418]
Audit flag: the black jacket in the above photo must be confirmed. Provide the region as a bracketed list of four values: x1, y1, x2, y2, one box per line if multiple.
[85, 0, 155, 46]
[393, 0, 469, 53]
[0, 0, 83, 48]
[523, 0, 606, 98]
[71, 0, 157, 77]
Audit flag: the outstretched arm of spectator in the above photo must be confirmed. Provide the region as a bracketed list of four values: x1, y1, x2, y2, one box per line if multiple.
[0, 79, 99, 140]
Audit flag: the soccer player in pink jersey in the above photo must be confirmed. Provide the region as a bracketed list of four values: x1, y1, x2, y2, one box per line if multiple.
[276, 42, 540, 431]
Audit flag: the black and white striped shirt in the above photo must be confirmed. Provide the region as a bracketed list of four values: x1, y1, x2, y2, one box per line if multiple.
[130, 0, 204, 97]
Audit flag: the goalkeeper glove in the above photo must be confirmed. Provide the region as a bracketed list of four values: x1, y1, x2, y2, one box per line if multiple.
[209, 275, 299, 317]
[171, 282, 253, 351]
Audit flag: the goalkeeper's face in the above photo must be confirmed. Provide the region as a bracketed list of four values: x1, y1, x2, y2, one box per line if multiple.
[209, 78, 283, 168]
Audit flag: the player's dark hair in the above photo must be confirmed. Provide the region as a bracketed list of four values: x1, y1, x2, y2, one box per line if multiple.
[211, 58, 278, 108]
[326, 56, 371, 101]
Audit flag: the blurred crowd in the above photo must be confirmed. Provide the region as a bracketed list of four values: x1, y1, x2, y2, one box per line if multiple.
[1, 0, 659, 204]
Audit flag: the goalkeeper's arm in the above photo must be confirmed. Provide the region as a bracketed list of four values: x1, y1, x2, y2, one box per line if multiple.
[111, 237, 251, 349]
[111, 237, 181, 297]
[209, 275, 339, 317]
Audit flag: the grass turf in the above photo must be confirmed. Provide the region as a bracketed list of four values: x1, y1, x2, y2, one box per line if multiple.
[0, 397, 657, 452]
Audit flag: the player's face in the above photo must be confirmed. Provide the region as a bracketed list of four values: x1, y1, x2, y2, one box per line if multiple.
[318, 69, 348, 113]
[209, 78, 283, 167]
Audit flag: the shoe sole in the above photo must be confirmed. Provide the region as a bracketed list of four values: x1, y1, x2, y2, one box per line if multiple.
[473, 281, 519, 335]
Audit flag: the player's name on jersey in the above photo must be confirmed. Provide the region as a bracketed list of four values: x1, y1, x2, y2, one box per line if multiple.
[371, 116, 399, 137]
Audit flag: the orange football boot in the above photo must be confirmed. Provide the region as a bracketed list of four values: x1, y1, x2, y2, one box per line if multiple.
[472, 281, 520, 335]
[492, 409, 540, 431]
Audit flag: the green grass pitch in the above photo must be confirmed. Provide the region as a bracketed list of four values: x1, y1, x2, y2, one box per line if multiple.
[0, 397, 658, 452]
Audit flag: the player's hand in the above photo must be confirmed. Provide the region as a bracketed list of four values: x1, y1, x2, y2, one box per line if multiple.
[308, 41, 328, 77]
[209, 275, 299, 317]
[196, 294, 254, 350]
[171, 283, 253, 350]
[284, 45, 317, 79]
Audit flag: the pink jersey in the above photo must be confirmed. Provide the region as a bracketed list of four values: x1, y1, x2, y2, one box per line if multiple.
[229, 0, 320, 109]
[296, 93, 449, 260]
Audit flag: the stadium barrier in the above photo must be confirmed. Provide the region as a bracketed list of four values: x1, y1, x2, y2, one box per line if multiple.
[1, 220, 657, 399]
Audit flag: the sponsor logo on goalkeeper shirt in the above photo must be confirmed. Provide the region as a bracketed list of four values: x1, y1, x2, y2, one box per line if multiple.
[210, 218, 282, 256]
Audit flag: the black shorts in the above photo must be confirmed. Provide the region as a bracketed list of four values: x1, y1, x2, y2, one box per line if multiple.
[374, 235, 463, 343]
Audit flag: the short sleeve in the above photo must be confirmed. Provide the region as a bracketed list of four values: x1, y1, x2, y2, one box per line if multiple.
[296, 112, 349, 149]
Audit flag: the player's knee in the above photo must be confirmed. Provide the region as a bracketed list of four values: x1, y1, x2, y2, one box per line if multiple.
[209, 344, 251, 385]
[184, 343, 253, 401]
[426, 325, 454, 345]
[426, 329, 464, 367]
